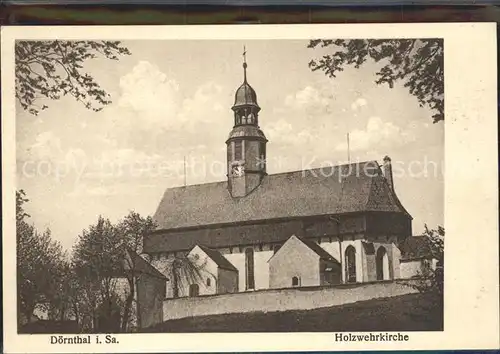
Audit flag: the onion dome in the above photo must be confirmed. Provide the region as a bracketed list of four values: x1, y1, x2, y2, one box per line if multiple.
[234, 82, 258, 108]
[232, 59, 260, 112]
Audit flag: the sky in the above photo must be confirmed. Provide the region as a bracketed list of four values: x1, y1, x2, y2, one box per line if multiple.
[16, 39, 444, 251]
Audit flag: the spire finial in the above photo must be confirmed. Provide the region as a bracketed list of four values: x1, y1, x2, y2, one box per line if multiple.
[242, 45, 247, 82]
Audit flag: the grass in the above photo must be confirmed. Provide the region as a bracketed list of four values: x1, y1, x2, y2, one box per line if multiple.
[145, 292, 443, 332]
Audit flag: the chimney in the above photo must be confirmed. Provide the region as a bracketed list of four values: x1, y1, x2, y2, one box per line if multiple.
[383, 156, 394, 192]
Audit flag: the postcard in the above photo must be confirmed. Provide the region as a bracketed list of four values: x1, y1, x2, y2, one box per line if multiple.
[2, 23, 498, 352]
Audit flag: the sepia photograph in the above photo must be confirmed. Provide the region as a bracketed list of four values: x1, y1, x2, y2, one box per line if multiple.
[15, 37, 444, 334]
[2, 23, 498, 352]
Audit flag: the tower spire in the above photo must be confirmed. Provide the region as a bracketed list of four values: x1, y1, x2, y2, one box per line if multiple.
[243, 45, 247, 82]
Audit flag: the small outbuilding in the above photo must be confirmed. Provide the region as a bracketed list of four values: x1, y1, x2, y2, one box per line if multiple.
[399, 236, 440, 279]
[184, 245, 239, 296]
[268, 235, 341, 289]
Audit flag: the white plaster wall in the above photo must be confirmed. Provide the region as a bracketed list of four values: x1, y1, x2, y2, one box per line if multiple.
[224, 247, 273, 291]
[397, 257, 438, 280]
[254, 249, 273, 289]
[163, 281, 418, 321]
[188, 246, 219, 296]
[224, 252, 246, 291]
[318, 237, 341, 261]
[391, 241, 402, 279]
[269, 236, 320, 288]
[150, 252, 218, 298]
[340, 238, 364, 282]
[399, 260, 423, 279]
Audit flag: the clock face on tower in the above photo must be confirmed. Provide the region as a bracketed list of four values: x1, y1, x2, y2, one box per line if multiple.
[231, 164, 245, 177]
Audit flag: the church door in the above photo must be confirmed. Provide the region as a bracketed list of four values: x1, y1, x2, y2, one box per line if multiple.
[345, 246, 357, 283]
[376, 246, 390, 280]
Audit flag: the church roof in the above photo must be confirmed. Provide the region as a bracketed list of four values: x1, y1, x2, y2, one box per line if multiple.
[152, 161, 410, 231]
[299, 237, 340, 263]
[124, 248, 166, 279]
[195, 245, 238, 272]
[233, 82, 258, 108]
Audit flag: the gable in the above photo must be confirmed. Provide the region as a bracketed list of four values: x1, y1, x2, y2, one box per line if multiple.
[194, 245, 238, 272]
[269, 235, 339, 264]
[269, 235, 319, 264]
[153, 161, 409, 230]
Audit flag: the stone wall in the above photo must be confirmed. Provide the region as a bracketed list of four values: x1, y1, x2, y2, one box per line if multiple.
[162, 280, 417, 321]
[399, 258, 437, 279]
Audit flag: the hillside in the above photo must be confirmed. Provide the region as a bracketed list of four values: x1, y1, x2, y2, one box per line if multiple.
[145, 292, 443, 332]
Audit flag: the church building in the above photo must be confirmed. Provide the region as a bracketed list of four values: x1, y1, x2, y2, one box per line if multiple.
[143, 54, 413, 298]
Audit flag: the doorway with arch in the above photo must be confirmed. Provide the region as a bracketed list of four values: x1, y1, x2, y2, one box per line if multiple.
[376, 246, 391, 280]
[345, 246, 357, 283]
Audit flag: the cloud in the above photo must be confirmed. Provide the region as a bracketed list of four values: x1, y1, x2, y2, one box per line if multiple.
[24, 131, 62, 160]
[117, 61, 227, 134]
[335, 116, 416, 152]
[118, 60, 180, 119]
[67, 181, 151, 198]
[284, 86, 330, 111]
[264, 119, 316, 146]
[75, 61, 229, 170]
[21, 131, 88, 166]
[177, 81, 225, 132]
[351, 97, 368, 111]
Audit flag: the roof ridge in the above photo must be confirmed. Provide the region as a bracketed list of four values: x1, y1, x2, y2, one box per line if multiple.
[267, 160, 377, 177]
[160, 160, 379, 192]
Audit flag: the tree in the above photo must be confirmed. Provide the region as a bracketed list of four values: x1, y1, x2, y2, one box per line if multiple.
[72, 212, 158, 332]
[72, 216, 123, 332]
[115, 212, 156, 331]
[15, 40, 131, 115]
[157, 254, 205, 299]
[308, 39, 444, 123]
[16, 190, 68, 326]
[411, 224, 444, 296]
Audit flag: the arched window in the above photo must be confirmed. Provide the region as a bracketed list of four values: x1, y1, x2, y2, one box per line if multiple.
[292, 276, 300, 287]
[245, 247, 255, 290]
[345, 246, 357, 283]
[376, 246, 391, 280]
[189, 284, 199, 297]
[206, 278, 211, 287]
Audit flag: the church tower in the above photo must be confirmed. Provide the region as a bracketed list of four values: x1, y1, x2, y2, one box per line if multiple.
[226, 48, 268, 198]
